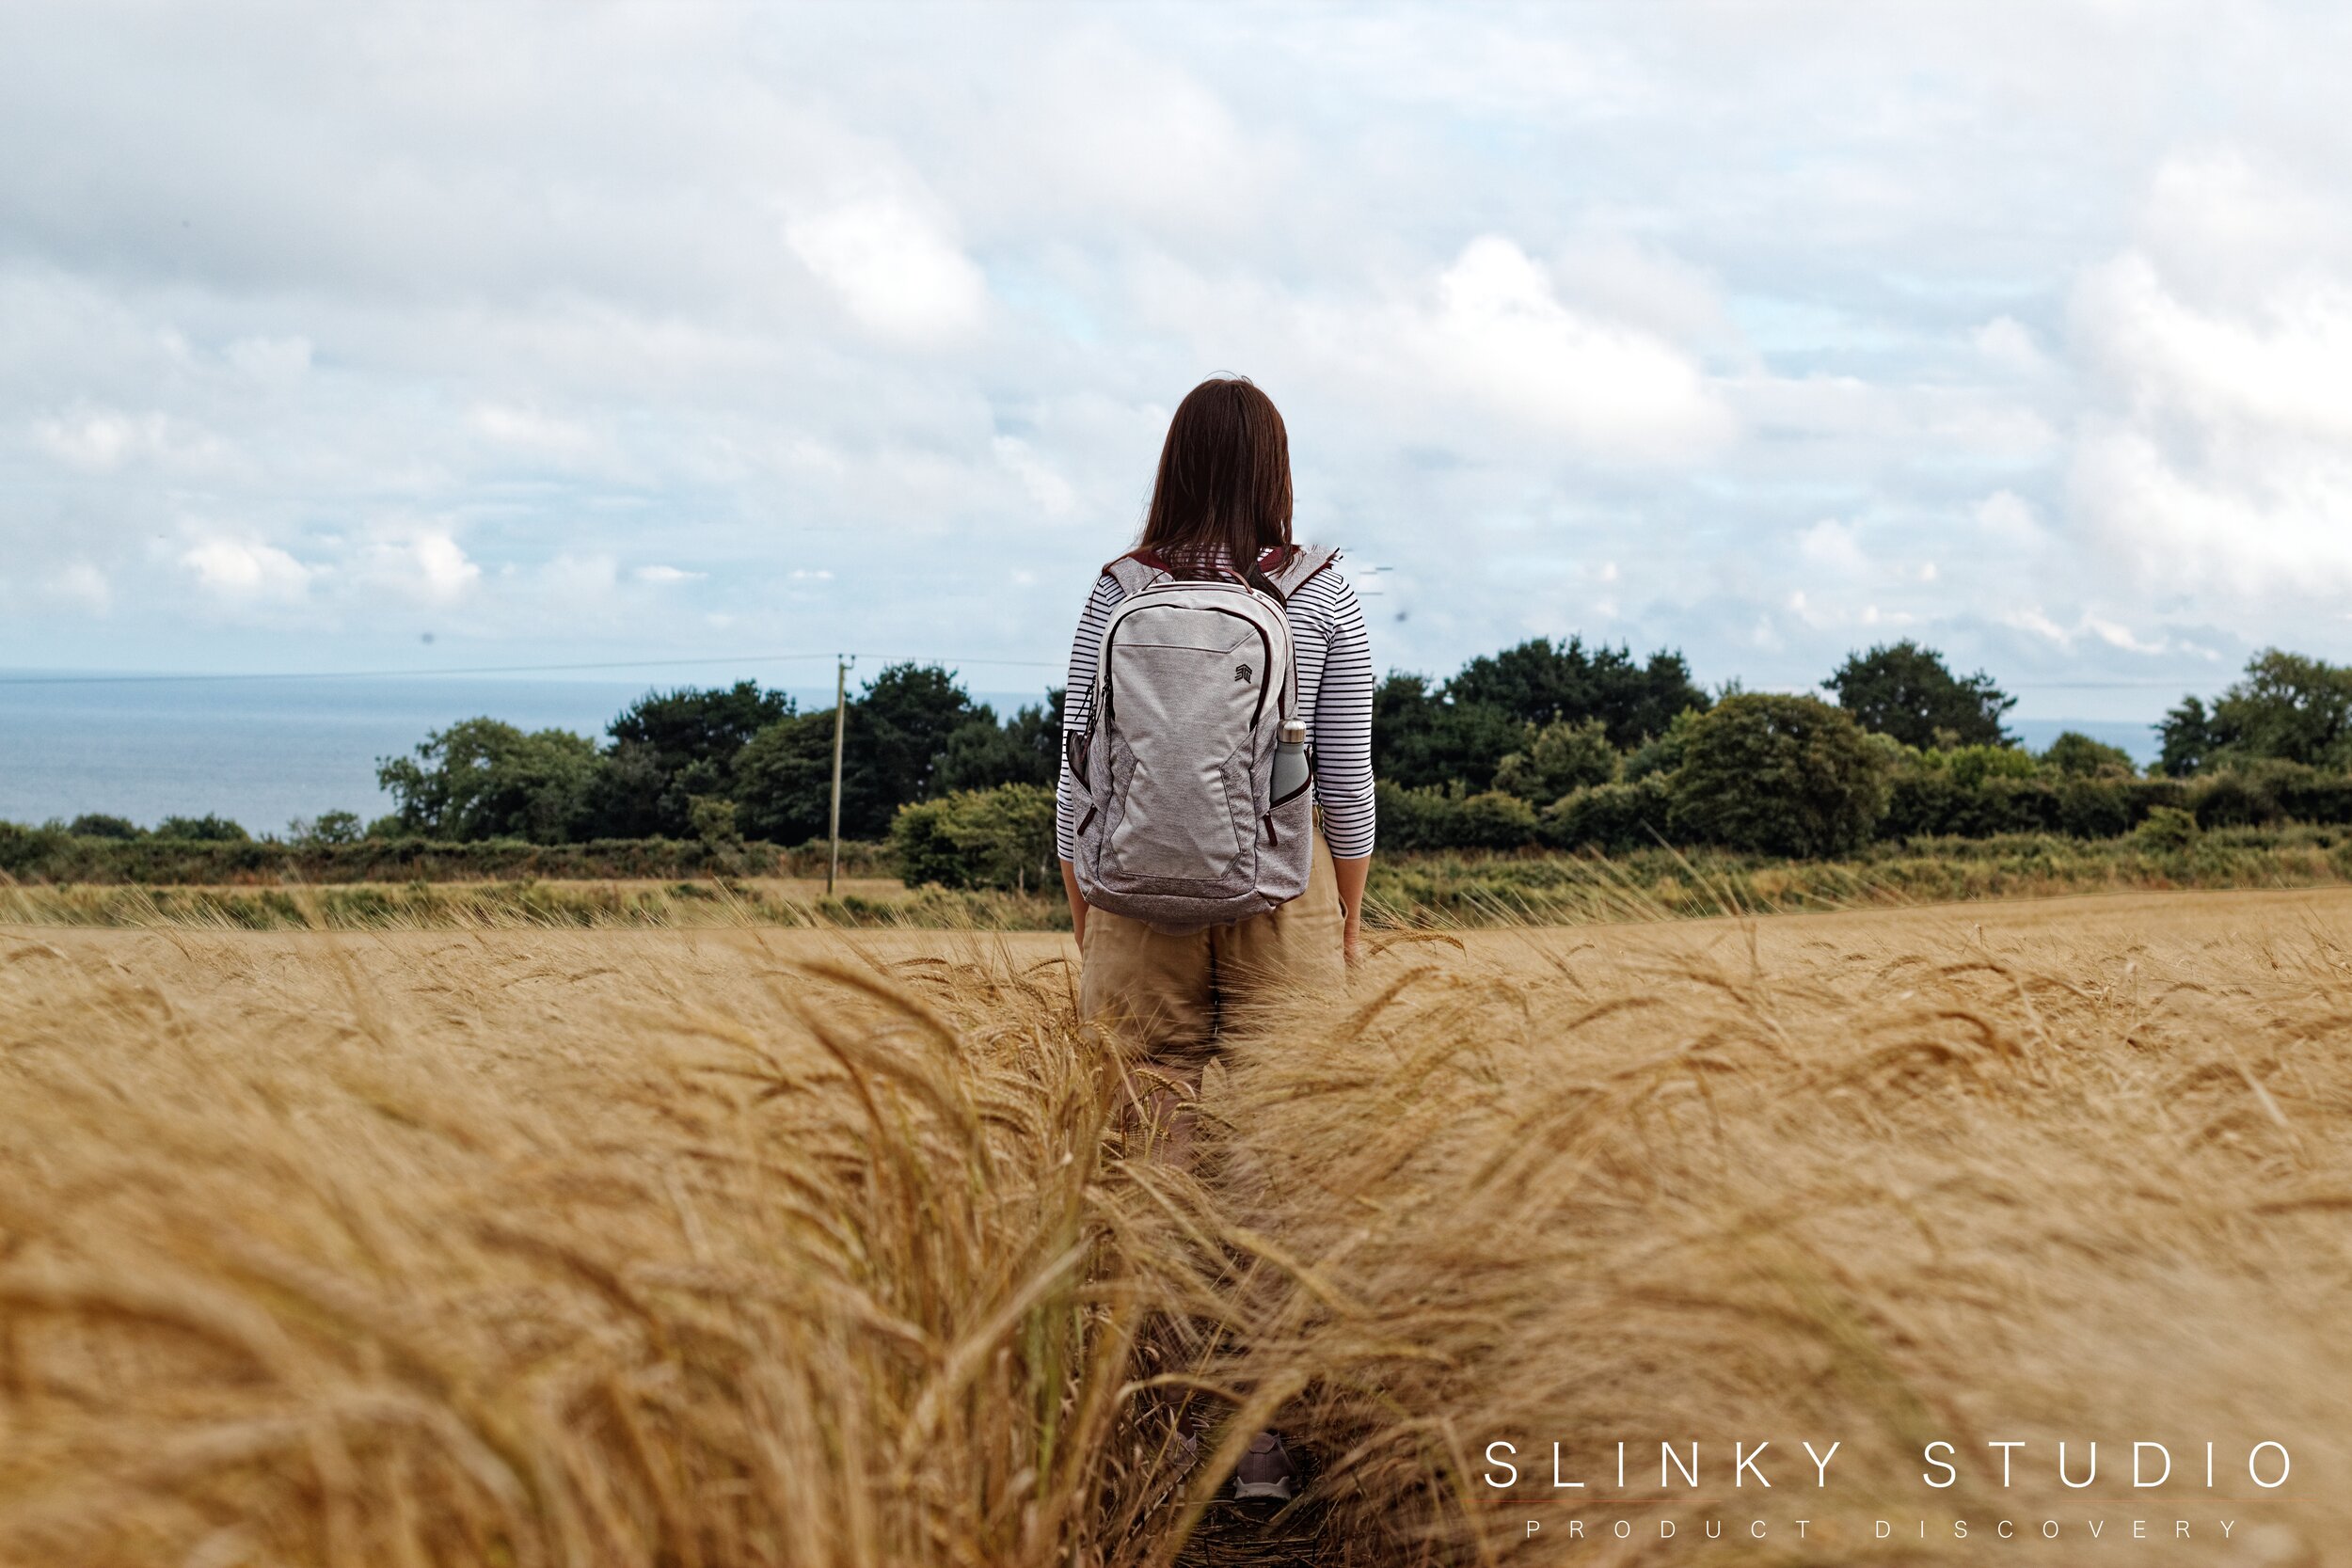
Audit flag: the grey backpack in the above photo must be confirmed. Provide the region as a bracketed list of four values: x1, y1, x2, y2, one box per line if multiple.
[1066, 545, 1338, 933]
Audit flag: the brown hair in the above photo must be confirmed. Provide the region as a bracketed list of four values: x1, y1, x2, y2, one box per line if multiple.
[1134, 376, 1295, 592]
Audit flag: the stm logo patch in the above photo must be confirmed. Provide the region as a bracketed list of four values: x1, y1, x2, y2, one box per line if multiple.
[1234, 663, 1253, 684]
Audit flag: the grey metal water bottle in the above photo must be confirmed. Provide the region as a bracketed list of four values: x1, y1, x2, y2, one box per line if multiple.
[1271, 719, 1311, 800]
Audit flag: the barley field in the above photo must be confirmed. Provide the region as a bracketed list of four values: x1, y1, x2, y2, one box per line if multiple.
[1, 891, 2346, 1566]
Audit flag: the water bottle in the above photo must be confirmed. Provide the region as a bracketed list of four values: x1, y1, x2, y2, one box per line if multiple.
[1270, 719, 1311, 801]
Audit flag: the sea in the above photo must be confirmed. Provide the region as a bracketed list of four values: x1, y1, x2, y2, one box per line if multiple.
[0, 673, 1052, 833]
[0, 672, 2161, 834]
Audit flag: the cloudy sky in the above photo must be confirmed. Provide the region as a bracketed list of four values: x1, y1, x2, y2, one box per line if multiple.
[5, 1, 2349, 722]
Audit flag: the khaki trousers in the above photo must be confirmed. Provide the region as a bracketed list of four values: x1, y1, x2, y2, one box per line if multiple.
[1077, 831, 1346, 1071]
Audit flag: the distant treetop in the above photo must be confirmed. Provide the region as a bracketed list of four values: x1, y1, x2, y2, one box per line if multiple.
[1821, 641, 2016, 750]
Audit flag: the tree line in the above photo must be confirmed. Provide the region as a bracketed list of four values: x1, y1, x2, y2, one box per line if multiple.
[25, 638, 2352, 856]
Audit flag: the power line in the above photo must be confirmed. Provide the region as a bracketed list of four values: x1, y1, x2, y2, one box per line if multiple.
[0, 651, 1059, 688]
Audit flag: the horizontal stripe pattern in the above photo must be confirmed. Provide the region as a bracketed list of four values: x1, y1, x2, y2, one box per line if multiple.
[1055, 551, 1376, 862]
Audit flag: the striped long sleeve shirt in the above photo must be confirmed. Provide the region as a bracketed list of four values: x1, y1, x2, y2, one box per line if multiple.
[1055, 552, 1377, 862]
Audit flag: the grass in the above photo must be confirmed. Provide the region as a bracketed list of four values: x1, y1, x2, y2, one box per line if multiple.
[0, 927, 1191, 1566]
[1366, 824, 2352, 926]
[8, 825, 2352, 933]
[1, 895, 2347, 1563]
[0, 879, 1060, 932]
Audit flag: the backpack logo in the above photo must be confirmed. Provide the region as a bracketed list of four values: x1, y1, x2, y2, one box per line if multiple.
[1234, 663, 1252, 684]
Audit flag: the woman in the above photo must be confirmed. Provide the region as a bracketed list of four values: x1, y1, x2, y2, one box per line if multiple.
[1054, 374, 1375, 1502]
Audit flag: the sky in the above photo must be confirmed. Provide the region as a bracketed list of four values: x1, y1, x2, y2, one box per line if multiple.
[5, 0, 2350, 725]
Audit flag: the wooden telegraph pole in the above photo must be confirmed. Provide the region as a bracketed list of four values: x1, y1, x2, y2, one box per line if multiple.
[826, 656, 849, 895]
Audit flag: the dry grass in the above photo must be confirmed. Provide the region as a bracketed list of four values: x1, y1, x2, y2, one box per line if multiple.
[2, 893, 2348, 1565]
[0, 927, 1201, 1567]
[1201, 896, 2352, 1565]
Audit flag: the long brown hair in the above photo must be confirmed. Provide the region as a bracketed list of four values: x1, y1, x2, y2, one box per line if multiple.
[1134, 376, 1295, 590]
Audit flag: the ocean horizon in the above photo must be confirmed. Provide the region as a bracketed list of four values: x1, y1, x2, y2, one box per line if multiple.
[0, 671, 1057, 833]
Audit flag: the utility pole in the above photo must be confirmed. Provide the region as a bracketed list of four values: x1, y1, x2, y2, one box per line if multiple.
[827, 655, 850, 895]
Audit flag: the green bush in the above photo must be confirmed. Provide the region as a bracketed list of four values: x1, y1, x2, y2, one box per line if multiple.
[1541, 776, 1674, 853]
[1371, 783, 1541, 850]
[0, 820, 71, 877]
[2136, 805, 2201, 851]
[2185, 760, 2352, 830]
[287, 811, 364, 847]
[154, 814, 249, 842]
[688, 796, 743, 847]
[1884, 771, 2190, 841]
[67, 814, 146, 840]
[2265, 768, 2352, 825]
[1454, 790, 1542, 849]
[2054, 778, 2134, 840]
[2042, 731, 2138, 779]
[889, 784, 1057, 892]
[0, 831, 845, 885]
[1621, 708, 1704, 782]
[1920, 743, 2039, 790]
[1371, 782, 1457, 851]
[1493, 717, 1618, 802]
[1668, 693, 1888, 858]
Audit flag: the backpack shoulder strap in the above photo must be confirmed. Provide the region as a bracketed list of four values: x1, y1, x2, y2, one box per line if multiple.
[1264, 543, 1339, 595]
[1102, 550, 1166, 597]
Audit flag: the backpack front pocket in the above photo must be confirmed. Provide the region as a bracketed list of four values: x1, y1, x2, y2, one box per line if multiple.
[1100, 627, 1261, 885]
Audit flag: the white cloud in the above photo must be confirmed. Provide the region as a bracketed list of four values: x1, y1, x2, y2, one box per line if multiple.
[633, 563, 705, 584]
[2069, 423, 2352, 596]
[1408, 236, 1735, 458]
[538, 552, 618, 600]
[34, 409, 151, 470]
[993, 435, 1079, 517]
[46, 562, 111, 613]
[181, 536, 314, 602]
[1549, 233, 1735, 349]
[226, 335, 312, 385]
[1797, 517, 1868, 577]
[1999, 604, 2170, 657]
[983, 30, 1280, 238]
[2002, 605, 2073, 646]
[1973, 315, 2048, 375]
[786, 198, 988, 343]
[358, 530, 481, 604]
[2069, 164, 2352, 599]
[2078, 252, 2352, 441]
[1733, 371, 2060, 461]
[33, 407, 225, 473]
[471, 402, 593, 453]
[2137, 150, 2352, 306]
[2086, 614, 2166, 655]
[1974, 490, 2048, 549]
